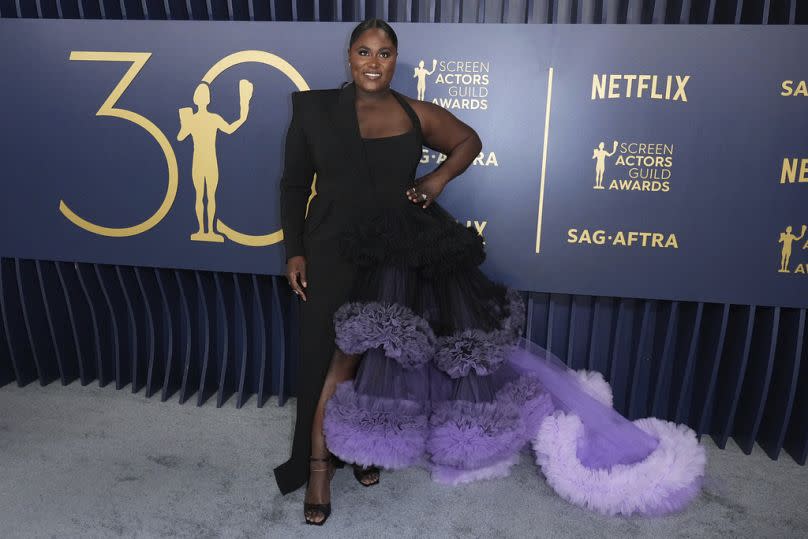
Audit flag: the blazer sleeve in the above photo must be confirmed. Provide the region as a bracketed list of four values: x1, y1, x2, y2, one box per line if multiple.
[279, 91, 315, 261]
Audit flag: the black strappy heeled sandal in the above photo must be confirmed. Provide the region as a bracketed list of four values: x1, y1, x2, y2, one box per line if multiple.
[304, 457, 334, 525]
[352, 464, 380, 487]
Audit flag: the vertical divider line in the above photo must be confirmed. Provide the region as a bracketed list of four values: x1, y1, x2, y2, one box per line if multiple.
[535, 67, 553, 253]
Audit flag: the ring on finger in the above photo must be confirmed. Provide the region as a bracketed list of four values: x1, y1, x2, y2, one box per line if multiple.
[420, 192, 428, 201]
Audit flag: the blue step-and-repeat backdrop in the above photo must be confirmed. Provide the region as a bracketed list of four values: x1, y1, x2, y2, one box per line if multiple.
[0, 21, 806, 308]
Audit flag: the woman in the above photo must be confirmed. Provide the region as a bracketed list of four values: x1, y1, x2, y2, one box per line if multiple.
[276, 19, 706, 526]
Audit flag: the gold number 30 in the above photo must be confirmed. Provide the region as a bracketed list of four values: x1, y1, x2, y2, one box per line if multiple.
[60, 50, 310, 247]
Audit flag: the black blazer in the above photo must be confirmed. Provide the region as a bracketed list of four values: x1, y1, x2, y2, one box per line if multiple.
[278, 83, 423, 261]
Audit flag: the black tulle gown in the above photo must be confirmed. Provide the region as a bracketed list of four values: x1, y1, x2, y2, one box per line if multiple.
[322, 94, 706, 516]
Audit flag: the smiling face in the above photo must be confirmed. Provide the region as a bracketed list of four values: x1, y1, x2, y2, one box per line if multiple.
[349, 28, 397, 94]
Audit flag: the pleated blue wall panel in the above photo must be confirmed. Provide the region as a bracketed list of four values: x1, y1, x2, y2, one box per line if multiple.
[1, 0, 806, 465]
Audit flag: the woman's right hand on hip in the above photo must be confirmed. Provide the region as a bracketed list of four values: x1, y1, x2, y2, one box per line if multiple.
[286, 255, 308, 302]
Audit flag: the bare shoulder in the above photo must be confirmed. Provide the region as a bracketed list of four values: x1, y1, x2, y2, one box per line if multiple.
[402, 95, 447, 117]
[400, 94, 457, 132]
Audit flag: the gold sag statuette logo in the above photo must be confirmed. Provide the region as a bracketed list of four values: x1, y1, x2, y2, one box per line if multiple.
[413, 59, 437, 101]
[591, 141, 672, 192]
[416, 59, 490, 110]
[59, 50, 310, 247]
[178, 79, 253, 242]
[778, 225, 808, 273]
[592, 141, 617, 189]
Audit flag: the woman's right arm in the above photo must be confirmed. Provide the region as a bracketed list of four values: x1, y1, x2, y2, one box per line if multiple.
[279, 92, 314, 301]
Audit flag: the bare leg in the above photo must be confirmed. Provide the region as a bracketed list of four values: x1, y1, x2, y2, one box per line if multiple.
[304, 347, 360, 524]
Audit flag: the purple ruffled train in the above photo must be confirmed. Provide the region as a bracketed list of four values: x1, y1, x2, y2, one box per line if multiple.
[322, 204, 705, 517]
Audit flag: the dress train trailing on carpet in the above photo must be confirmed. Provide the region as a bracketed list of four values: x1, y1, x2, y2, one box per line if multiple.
[322, 202, 705, 517]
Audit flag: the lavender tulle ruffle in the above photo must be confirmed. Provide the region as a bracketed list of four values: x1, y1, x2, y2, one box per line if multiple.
[324, 303, 706, 517]
[334, 302, 436, 369]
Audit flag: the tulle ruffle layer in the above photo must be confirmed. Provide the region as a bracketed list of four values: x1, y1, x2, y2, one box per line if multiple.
[334, 293, 524, 378]
[338, 204, 486, 278]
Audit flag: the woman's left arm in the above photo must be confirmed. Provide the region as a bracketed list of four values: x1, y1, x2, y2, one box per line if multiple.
[407, 100, 482, 208]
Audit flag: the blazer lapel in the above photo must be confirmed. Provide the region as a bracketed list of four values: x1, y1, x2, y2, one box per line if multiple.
[331, 83, 372, 187]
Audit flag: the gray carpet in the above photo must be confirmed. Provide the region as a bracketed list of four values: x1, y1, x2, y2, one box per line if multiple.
[0, 382, 806, 539]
